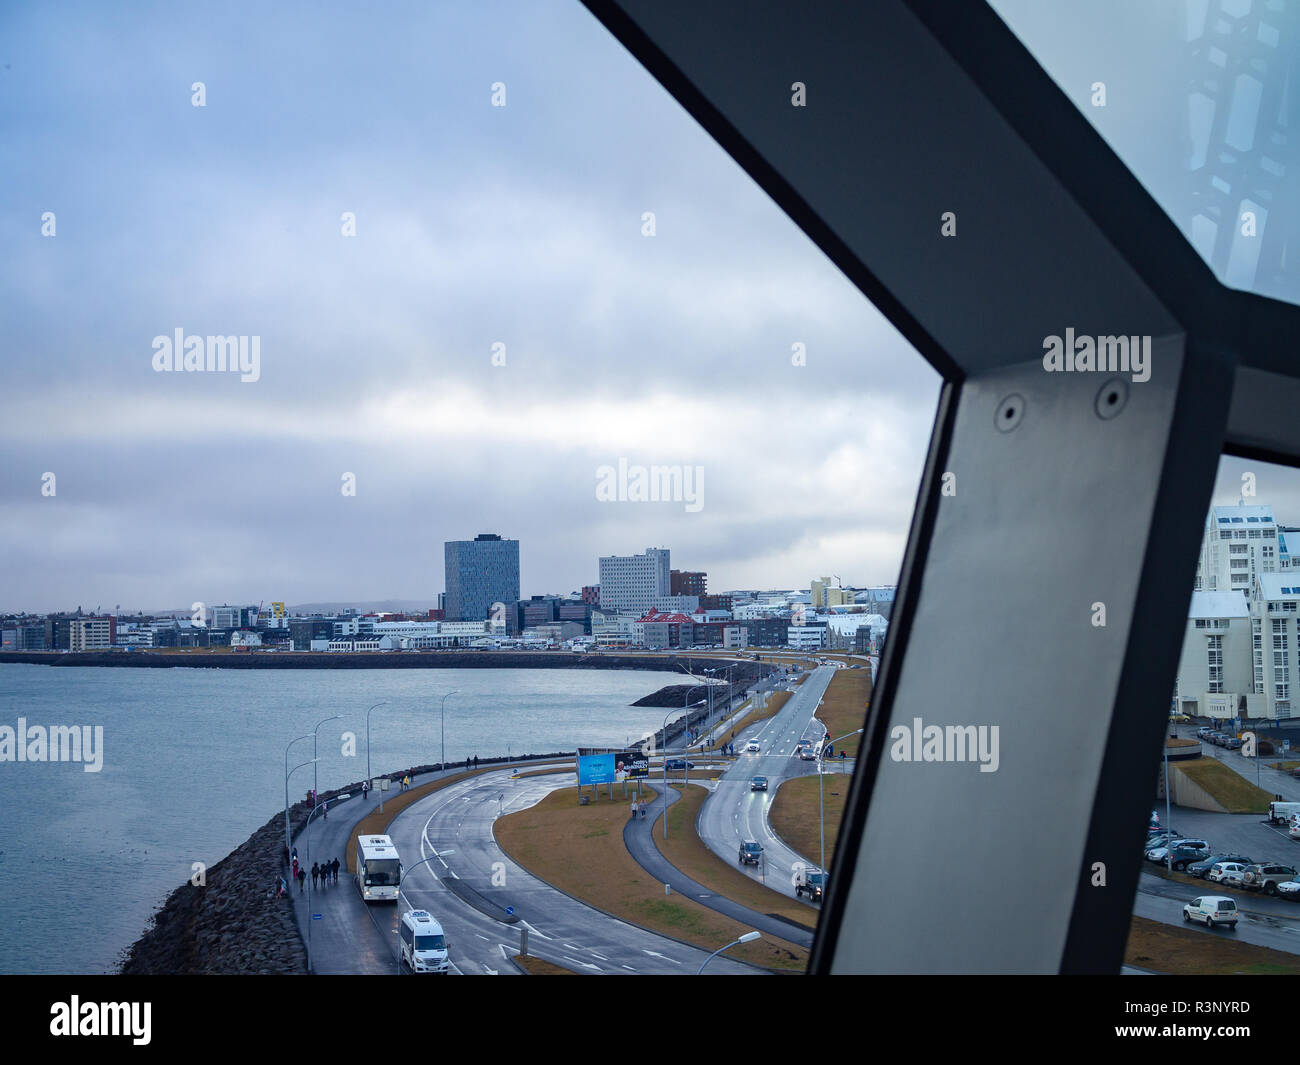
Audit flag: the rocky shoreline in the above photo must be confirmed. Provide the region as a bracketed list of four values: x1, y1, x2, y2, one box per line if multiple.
[116, 752, 581, 975]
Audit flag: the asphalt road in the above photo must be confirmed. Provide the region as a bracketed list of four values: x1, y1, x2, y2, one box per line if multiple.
[697, 665, 849, 904]
[622, 780, 814, 950]
[385, 767, 761, 975]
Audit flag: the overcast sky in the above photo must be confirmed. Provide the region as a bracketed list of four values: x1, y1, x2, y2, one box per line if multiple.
[0, 0, 944, 614]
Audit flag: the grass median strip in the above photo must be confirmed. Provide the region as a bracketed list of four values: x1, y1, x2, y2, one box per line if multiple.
[494, 785, 808, 971]
[815, 668, 871, 757]
[514, 954, 581, 975]
[658, 783, 816, 929]
[769, 774, 847, 869]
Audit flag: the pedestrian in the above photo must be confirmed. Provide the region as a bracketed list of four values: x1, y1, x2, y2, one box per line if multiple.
[631, 801, 637, 821]
[297, 866, 306, 893]
[311, 862, 320, 889]
[277, 876, 287, 898]
[292, 856, 299, 880]
[322, 800, 328, 821]
[361, 781, 368, 800]
[473, 755, 479, 769]
[640, 800, 646, 820]
[332, 857, 340, 883]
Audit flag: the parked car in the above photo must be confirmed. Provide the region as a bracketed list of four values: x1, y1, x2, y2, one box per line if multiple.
[1207, 862, 1249, 885]
[750, 776, 768, 792]
[1183, 896, 1239, 929]
[1224, 737, 1243, 751]
[1241, 863, 1299, 895]
[738, 840, 763, 866]
[1188, 854, 1252, 879]
[1166, 843, 1213, 871]
[1196, 726, 1215, 739]
[665, 759, 695, 770]
[1276, 881, 1300, 901]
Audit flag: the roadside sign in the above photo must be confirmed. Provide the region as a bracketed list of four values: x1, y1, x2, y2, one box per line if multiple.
[505, 906, 515, 917]
[312, 914, 322, 920]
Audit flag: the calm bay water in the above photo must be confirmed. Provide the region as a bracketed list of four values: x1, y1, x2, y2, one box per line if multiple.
[0, 663, 678, 974]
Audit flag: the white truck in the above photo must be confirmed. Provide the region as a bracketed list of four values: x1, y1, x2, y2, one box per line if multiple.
[354, 834, 402, 902]
[1268, 801, 1300, 825]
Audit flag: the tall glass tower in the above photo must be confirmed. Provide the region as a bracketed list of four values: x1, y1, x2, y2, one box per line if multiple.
[444, 534, 521, 622]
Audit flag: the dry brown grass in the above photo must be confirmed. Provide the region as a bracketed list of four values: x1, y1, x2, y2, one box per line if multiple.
[657, 783, 816, 930]
[768, 774, 848, 870]
[1125, 915, 1299, 974]
[494, 785, 808, 971]
[815, 669, 871, 757]
[1175, 758, 1272, 814]
[514, 954, 581, 975]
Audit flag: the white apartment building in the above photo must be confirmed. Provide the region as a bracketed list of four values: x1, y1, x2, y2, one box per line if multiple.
[597, 548, 670, 616]
[1194, 504, 1282, 596]
[787, 625, 827, 649]
[722, 625, 749, 649]
[1251, 576, 1300, 720]
[1173, 591, 1256, 720]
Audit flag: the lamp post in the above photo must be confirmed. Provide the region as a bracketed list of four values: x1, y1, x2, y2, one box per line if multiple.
[661, 708, 675, 840]
[818, 728, 863, 875]
[302, 797, 332, 974]
[283, 735, 312, 860]
[697, 930, 761, 974]
[364, 700, 389, 800]
[312, 714, 341, 806]
[440, 691, 460, 770]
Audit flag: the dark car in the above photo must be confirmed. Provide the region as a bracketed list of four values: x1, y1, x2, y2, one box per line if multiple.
[665, 759, 696, 770]
[1224, 737, 1243, 751]
[738, 840, 763, 866]
[1188, 854, 1253, 879]
[796, 870, 827, 902]
[750, 776, 768, 792]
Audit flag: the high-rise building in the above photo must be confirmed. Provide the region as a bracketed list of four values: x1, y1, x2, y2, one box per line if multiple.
[670, 570, 707, 597]
[70, 617, 114, 651]
[1194, 504, 1281, 595]
[598, 548, 670, 616]
[444, 533, 521, 622]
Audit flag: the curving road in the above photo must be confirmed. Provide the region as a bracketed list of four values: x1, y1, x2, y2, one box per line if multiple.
[697, 665, 849, 904]
[385, 767, 761, 975]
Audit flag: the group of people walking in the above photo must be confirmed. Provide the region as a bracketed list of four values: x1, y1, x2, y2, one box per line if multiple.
[311, 858, 341, 889]
[282, 847, 341, 895]
[629, 799, 648, 820]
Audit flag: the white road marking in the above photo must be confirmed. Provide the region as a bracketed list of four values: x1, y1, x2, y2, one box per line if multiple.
[642, 949, 680, 964]
[622, 965, 638, 972]
[591, 951, 609, 961]
[520, 920, 552, 940]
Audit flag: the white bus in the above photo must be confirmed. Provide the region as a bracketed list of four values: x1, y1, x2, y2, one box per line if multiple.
[354, 834, 402, 902]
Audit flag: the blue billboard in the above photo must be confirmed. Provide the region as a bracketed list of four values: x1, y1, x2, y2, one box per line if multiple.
[577, 753, 616, 786]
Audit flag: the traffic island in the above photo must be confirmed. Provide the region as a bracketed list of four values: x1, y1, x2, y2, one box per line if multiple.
[494, 785, 808, 971]
[657, 783, 816, 929]
[769, 774, 848, 868]
[814, 668, 871, 758]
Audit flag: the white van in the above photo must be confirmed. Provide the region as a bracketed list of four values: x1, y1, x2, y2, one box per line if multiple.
[399, 909, 449, 973]
[1183, 896, 1238, 930]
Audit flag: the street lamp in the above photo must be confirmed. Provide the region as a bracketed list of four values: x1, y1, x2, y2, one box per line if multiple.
[301, 797, 334, 975]
[312, 714, 342, 805]
[364, 700, 389, 799]
[818, 728, 863, 875]
[283, 735, 312, 860]
[440, 691, 460, 770]
[697, 930, 761, 974]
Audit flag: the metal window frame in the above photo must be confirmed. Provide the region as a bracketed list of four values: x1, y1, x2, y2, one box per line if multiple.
[580, 0, 1300, 972]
